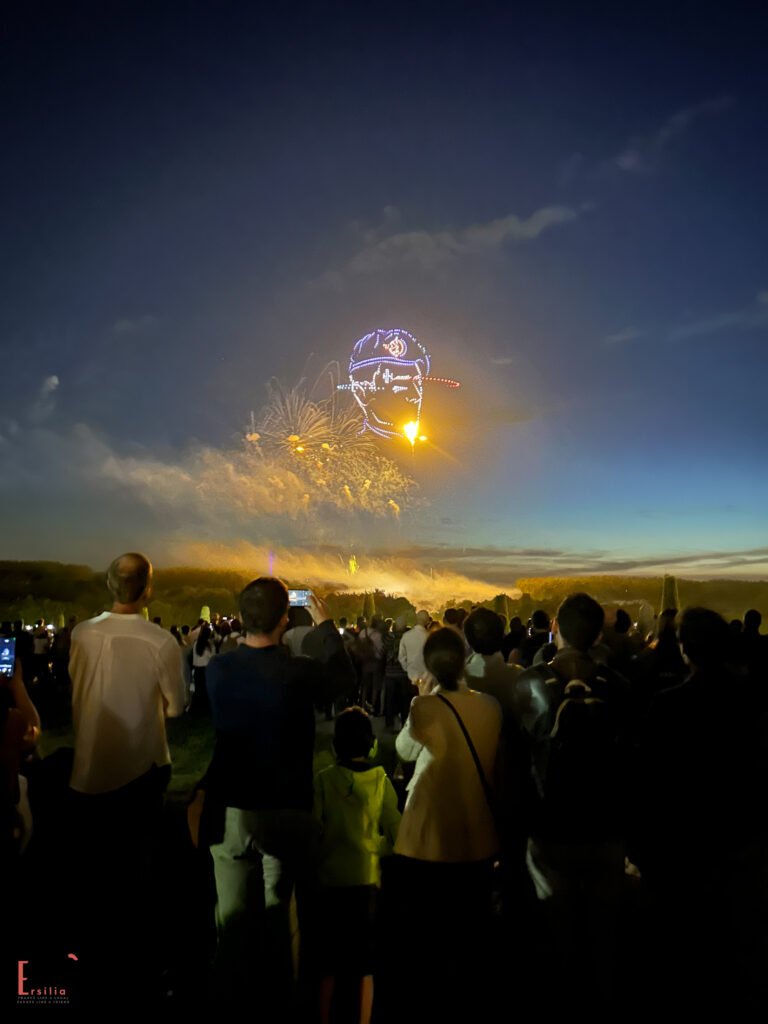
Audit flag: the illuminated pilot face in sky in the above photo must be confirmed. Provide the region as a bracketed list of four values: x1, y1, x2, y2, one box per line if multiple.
[342, 329, 430, 440]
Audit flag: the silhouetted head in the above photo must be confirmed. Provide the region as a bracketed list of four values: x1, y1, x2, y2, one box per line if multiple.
[531, 609, 550, 632]
[424, 627, 466, 691]
[744, 609, 762, 634]
[556, 593, 604, 652]
[333, 706, 375, 761]
[443, 608, 461, 627]
[464, 607, 504, 656]
[679, 607, 730, 668]
[287, 605, 313, 629]
[615, 609, 631, 635]
[239, 578, 290, 637]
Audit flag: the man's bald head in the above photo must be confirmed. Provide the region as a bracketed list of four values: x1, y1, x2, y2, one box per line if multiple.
[416, 610, 431, 628]
[107, 553, 152, 606]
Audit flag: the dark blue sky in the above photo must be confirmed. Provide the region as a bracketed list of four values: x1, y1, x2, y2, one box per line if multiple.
[2, 1, 767, 590]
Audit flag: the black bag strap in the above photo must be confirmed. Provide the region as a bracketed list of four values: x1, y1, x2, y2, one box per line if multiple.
[434, 693, 495, 816]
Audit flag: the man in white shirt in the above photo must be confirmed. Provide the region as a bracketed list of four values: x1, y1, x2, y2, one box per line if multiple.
[69, 552, 185, 799]
[67, 552, 185, 1006]
[398, 610, 431, 682]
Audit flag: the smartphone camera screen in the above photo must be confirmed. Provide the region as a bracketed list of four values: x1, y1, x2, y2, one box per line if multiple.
[288, 590, 311, 607]
[0, 637, 16, 678]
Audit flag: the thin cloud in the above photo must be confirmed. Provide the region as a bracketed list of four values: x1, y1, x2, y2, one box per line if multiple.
[377, 542, 768, 582]
[29, 374, 60, 423]
[614, 96, 733, 174]
[111, 315, 158, 334]
[323, 204, 586, 282]
[557, 152, 585, 187]
[669, 296, 768, 340]
[605, 327, 644, 345]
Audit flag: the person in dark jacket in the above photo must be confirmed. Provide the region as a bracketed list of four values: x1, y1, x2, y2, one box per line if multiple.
[635, 607, 768, 1011]
[515, 593, 630, 1009]
[205, 577, 355, 1010]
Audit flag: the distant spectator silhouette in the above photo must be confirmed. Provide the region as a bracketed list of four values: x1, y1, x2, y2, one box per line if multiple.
[636, 607, 768, 1010]
[631, 608, 686, 714]
[742, 608, 768, 682]
[517, 609, 550, 667]
[464, 607, 520, 717]
[516, 593, 630, 1009]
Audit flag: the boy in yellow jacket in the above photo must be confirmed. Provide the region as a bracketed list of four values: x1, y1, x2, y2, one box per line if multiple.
[313, 707, 401, 1024]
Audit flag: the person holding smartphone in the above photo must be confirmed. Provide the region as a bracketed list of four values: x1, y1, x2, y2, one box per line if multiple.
[205, 578, 357, 1012]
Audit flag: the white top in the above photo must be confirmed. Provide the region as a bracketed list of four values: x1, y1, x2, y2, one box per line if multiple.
[282, 626, 313, 657]
[398, 624, 429, 682]
[69, 612, 186, 794]
[395, 684, 502, 862]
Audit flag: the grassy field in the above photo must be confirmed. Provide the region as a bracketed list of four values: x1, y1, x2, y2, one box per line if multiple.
[35, 696, 399, 802]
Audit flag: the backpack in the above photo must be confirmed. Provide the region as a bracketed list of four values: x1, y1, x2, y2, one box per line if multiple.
[528, 661, 626, 838]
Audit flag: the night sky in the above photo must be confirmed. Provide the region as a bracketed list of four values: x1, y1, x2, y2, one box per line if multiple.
[2, 2, 768, 593]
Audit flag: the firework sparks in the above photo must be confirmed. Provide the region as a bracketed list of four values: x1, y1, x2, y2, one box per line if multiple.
[245, 371, 417, 517]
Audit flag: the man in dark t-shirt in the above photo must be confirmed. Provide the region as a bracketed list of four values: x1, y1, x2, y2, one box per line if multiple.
[206, 577, 355, 1008]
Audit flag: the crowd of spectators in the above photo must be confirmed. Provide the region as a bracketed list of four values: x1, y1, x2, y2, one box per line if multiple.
[2, 557, 768, 1019]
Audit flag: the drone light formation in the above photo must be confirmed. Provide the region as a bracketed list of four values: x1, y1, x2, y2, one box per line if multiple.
[338, 328, 460, 443]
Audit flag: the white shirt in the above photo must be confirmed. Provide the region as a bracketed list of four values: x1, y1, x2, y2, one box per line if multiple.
[395, 684, 502, 862]
[282, 626, 313, 658]
[398, 624, 429, 682]
[69, 612, 186, 794]
[33, 633, 49, 655]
